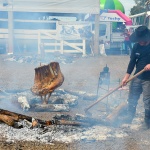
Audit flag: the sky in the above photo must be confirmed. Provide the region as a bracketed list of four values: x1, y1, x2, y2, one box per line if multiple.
[119, 0, 136, 15]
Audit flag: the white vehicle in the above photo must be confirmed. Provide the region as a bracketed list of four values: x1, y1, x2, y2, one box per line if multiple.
[97, 10, 133, 54]
[99, 21, 124, 51]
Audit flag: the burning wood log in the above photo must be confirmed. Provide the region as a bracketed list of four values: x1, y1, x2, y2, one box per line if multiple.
[0, 109, 32, 127]
[0, 114, 15, 126]
[56, 119, 90, 126]
[31, 62, 64, 104]
[0, 108, 54, 127]
[0, 109, 20, 120]
[0, 109, 90, 128]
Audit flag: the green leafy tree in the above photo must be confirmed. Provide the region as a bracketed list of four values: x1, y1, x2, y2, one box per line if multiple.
[130, 5, 146, 15]
[130, 0, 150, 15]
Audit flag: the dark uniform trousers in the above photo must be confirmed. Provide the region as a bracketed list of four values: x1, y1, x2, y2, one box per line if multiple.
[128, 77, 150, 113]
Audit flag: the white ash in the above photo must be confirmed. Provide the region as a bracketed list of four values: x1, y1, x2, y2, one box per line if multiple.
[0, 89, 79, 112]
[4, 54, 76, 64]
[16, 89, 78, 107]
[50, 93, 78, 106]
[0, 111, 143, 144]
[0, 90, 143, 144]
[0, 115, 144, 144]
[53, 104, 70, 111]
[18, 96, 30, 111]
[0, 121, 140, 144]
[34, 104, 70, 112]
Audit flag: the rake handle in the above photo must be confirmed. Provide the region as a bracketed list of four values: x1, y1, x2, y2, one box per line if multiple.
[85, 69, 145, 112]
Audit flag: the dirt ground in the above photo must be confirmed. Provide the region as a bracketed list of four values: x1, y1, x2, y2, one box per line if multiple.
[0, 53, 150, 150]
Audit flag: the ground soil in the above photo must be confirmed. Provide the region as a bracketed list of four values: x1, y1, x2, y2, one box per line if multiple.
[0, 54, 150, 150]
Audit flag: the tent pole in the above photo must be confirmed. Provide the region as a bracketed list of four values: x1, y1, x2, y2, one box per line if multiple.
[8, 11, 14, 54]
[93, 14, 99, 55]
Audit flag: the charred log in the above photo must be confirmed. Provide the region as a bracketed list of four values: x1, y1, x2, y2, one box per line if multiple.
[0, 109, 32, 122]
[0, 114, 15, 126]
[0, 109, 91, 127]
[56, 119, 90, 126]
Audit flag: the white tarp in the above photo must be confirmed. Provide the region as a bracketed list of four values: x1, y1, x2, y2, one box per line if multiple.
[0, 0, 100, 14]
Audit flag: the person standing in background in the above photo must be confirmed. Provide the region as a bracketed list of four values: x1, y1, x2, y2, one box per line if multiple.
[121, 28, 132, 55]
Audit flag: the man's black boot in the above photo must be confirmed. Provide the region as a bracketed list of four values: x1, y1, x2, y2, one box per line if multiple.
[142, 109, 150, 130]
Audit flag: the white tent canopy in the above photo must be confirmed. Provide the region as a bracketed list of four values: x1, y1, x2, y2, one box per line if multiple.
[0, 0, 100, 14]
[0, 0, 100, 54]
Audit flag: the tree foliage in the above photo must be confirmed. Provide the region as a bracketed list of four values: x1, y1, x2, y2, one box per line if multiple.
[130, 0, 150, 15]
[130, 5, 146, 15]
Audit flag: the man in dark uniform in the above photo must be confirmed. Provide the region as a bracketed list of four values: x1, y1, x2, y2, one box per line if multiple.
[122, 25, 150, 129]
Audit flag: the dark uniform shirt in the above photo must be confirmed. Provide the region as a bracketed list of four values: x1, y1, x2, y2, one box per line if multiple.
[127, 43, 150, 80]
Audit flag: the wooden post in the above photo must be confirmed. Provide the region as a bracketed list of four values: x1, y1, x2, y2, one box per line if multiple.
[93, 14, 99, 55]
[60, 40, 63, 54]
[38, 31, 41, 54]
[83, 39, 86, 56]
[8, 11, 14, 54]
